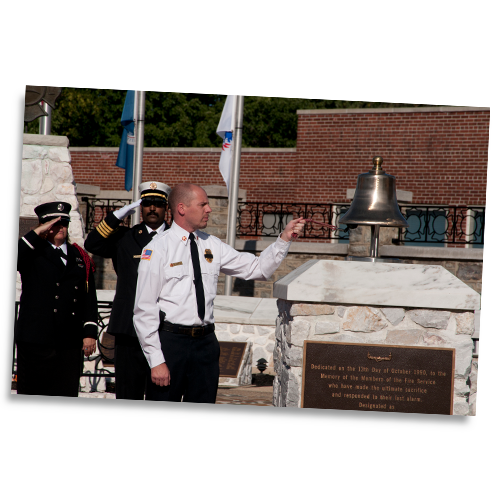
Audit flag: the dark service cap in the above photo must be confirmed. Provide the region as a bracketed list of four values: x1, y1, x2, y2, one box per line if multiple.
[34, 202, 71, 225]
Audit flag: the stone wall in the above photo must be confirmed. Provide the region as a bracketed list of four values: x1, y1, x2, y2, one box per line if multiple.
[21, 134, 84, 245]
[215, 322, 276, 366]
[273, 300, 476, 415]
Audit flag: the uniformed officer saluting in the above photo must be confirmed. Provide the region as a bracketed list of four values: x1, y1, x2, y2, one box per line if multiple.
[133, 183, 305, 404]
[84, 181, 171, 400]
[16, 202, 98, 397]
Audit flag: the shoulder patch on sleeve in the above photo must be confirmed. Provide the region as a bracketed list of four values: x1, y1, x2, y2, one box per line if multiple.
[141, 248, 153, 260]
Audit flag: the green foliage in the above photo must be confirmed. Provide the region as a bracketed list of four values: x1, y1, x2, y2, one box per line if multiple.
[25, 88, 127, 146]
[24, 88, 433, 148]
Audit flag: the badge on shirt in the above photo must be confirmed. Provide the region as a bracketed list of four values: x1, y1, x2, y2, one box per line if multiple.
[170, 261, 183, 267]
[182, 236, 187, 242]
[204, 249, 214, 263]
[141, 249, 153, 260]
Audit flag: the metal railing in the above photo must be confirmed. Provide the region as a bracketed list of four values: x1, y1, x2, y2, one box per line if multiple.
[81, 197, 132, 233]
[398, 205, 485, 245]
[236, 201, 485, 246]
[237, 202, 352, 240]
[81, 198, 485, 246]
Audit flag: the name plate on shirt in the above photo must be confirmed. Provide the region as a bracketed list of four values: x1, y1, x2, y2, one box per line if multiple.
[219, 341, 247, 378]
[301, 341, 455, 415]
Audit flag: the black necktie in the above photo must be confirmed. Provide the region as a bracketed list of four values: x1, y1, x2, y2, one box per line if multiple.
[189, 233, 205, 321]
[56, 247, 67, 262]
[150, 231, 157, 238]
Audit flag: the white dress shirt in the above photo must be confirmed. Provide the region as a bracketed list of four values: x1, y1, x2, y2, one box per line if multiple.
[133, 221, 291, 368]
[146, 221, 167, 236]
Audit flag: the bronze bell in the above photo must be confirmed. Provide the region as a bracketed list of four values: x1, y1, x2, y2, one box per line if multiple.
[339, 156, 408, 261]
[339, 156, 408, 229]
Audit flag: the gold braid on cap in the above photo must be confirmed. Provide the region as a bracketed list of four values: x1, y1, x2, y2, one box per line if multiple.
[141, 193, 167, 200]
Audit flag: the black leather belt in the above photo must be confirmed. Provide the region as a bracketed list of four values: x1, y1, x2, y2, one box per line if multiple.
[160, 322, 215, 337]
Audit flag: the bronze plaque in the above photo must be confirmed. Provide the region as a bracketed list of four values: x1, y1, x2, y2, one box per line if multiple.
[19, 216, 38, 239]
[302, 341, 455, 415]
[219, 341, 247, 378]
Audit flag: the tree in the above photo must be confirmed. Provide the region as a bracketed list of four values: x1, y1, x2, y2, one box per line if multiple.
[25, 88, 434, 148]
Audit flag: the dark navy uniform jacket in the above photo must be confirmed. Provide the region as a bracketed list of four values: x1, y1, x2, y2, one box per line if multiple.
[16, 230, 98, 348]
[84, 213, 167, 338]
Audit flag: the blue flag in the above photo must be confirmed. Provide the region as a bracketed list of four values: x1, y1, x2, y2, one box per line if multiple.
[116, 90, 135, 191]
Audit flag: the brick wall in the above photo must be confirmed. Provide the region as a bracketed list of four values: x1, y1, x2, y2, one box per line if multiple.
[70, 106, 490, 206]
[296, 107, 490, 205]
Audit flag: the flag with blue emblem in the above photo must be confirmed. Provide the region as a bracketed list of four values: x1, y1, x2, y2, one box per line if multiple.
[116, 90, 135, 191]
[216, 95, 236, 195]
[141, 248, 153, 261]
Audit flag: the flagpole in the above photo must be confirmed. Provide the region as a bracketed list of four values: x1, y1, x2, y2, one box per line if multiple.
[131, 91, 145, 226]
[224, 95, 244, 296]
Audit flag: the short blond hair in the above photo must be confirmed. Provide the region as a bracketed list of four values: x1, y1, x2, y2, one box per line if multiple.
[168, 183, 200, 212]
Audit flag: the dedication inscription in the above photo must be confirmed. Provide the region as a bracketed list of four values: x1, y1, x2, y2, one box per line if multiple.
[302, 341, 455, 415]
[219, 341, 247, 378]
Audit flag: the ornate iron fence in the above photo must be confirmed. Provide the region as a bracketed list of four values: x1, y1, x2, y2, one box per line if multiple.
[81, 197, 131, 233]
[398, 205, 485, 245]
[81, 198, 485, 246]
[236, 202, 485, 245]
[237, 202, 352, 240]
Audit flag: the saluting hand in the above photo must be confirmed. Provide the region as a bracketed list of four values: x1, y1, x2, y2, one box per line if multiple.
[113, 199, 142, 220]
[151, 362, 171, 387]
[34, 217, 62, 237]
[280, 217, 306, 242]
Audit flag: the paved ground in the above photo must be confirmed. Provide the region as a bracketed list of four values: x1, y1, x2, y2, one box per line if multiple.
[12, 384, 274, 405]
[215, 385, 273, 406]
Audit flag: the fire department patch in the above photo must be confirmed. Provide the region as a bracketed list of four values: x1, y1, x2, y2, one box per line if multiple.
[204, 249, 214, 263]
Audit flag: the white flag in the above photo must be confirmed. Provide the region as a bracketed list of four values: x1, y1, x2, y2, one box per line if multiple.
[216, 95, 236, 195]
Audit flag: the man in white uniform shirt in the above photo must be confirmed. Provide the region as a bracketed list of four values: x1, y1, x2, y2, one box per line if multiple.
[133, 183, 304, 403]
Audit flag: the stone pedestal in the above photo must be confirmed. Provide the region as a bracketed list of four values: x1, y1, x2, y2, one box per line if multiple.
[272, 260, 480, 415]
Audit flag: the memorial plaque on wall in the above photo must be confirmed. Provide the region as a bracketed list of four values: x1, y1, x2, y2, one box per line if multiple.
[219, 341, 247, 378]
[19, 217, 39, 239]
[302, 341, 455, 415]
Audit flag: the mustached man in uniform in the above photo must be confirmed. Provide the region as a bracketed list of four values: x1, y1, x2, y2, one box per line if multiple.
[16, 202, 98, 397]
[84, 181, 171, 400]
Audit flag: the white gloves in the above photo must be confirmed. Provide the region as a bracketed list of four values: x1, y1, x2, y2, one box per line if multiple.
[113, 199, 142, 220]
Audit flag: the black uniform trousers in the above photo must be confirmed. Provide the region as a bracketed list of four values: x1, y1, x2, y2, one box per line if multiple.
[16, 340, 83, 397]
[114, 334, 150, 400]
[146, 330, 220, 403]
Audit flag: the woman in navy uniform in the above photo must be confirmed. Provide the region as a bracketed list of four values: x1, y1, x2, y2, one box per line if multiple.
[84, 181, 170, 400]
[16, 202, 98, 397]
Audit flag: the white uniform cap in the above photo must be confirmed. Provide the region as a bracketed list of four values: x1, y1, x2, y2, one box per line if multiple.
[139, 181, 172, 200]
